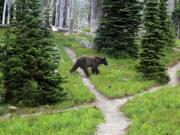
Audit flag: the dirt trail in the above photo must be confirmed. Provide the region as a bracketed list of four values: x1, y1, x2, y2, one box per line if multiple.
[168, 63, 180, 86]
[65, 47, 180, 135]
[0, 103, 95, 120]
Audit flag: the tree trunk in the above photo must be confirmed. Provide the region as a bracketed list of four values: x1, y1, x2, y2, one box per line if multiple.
[89, 0, 101, 33]
[2, 0, 7, 25]
[53, 0, 73, 29]
[55, 0, 60, 27]
[2, 0, 13, 25]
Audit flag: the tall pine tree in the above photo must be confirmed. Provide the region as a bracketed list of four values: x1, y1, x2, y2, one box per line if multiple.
[94, 0, 142, 57]
[159, 0, 175, 47]
[0, 0, 3, 24]
[0, 0, 65, 106]
[172, 2, 180, 39]
[139, 0, 169, 84]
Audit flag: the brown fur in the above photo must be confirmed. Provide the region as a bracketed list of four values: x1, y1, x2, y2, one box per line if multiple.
[70, 56, 108, 77]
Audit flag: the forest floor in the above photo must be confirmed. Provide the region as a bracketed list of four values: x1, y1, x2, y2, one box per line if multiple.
[0, 31, 180, 135]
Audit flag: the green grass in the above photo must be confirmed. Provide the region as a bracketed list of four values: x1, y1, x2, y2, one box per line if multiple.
[77, 33, 94, 44]
[176, 39, 180, 48]
[0, 28, 4, 42]
[58, 33, 180, 98]
[54, 34, 95, 105]
[122, 86, 180, 135]
[177, 70, 180, 79]
[0, 107, 104, 135]
[162, 48, 180, 66]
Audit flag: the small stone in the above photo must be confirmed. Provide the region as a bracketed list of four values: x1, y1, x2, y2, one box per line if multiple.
[4, 113, 12, 118]
[9, 106, 17, 112]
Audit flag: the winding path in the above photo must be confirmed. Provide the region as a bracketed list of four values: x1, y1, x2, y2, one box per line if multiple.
[65, 47, 180, 135]
[0, 103, 95, 120]
[1, 47, 179, 135]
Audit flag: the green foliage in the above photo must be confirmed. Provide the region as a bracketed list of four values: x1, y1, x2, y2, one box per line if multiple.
[122, 86, 180, 135]
[0, 73, 4, 102]
[0, 0, 3, 23]
[0, 31, 94, 116]
[177, 70, 180, 79]
[176, 39, 180, 48]
[94, 0, 142, 58]
[172, 2, 180, 38]
[78, 33, 94, 44]
[139, 0, 169, 84]
[0, 0, 65, 106]
[0, 107, 104, 135]
[0, 29, 5, 102]
[162, 48, 180, 66]
[159, 0, 175, 47]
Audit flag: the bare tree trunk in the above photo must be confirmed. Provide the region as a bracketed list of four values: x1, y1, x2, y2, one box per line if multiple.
[55, 0, 60, 27]
[7, 0, 11, 24]
[63, 0, 72, 28]
[89, 0, 102, 32]
[2, 0, 7, 25]
[87, 0, 91, 25]
[2, 0, 13, 25]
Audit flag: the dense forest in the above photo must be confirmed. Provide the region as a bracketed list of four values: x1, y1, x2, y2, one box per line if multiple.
[0, 0, 180, 135]
[0, 0, 102, 33]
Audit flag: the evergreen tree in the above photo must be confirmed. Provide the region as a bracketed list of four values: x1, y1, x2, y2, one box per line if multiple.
[172, 2, 180, 39]
[94, 0, 142, 57]
[139, 0, 169, 84]
[0, 0, 65, 106]
[0, 0, 4, 24]
[159, 0, 175, 47]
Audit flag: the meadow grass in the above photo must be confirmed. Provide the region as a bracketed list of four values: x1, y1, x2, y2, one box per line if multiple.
[121, 86, 180, 135]
[177, 70, 180, 79]
[0, 107, 104, 135]
[162, 48, 180, 66]
[0, 29, 4, 44]
[176, 39, 180, 48]
[77, 32, 94, 44]
[54, 34, 95, 105]
[59, 33, 180, 98]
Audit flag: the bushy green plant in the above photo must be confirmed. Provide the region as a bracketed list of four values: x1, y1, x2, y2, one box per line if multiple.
[94, 0, 142, 57]
[0, 0, 65, 106]
[159, 0, 175, 47]
[139, 0, 169, 84]
[172, 2, 180, 39]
